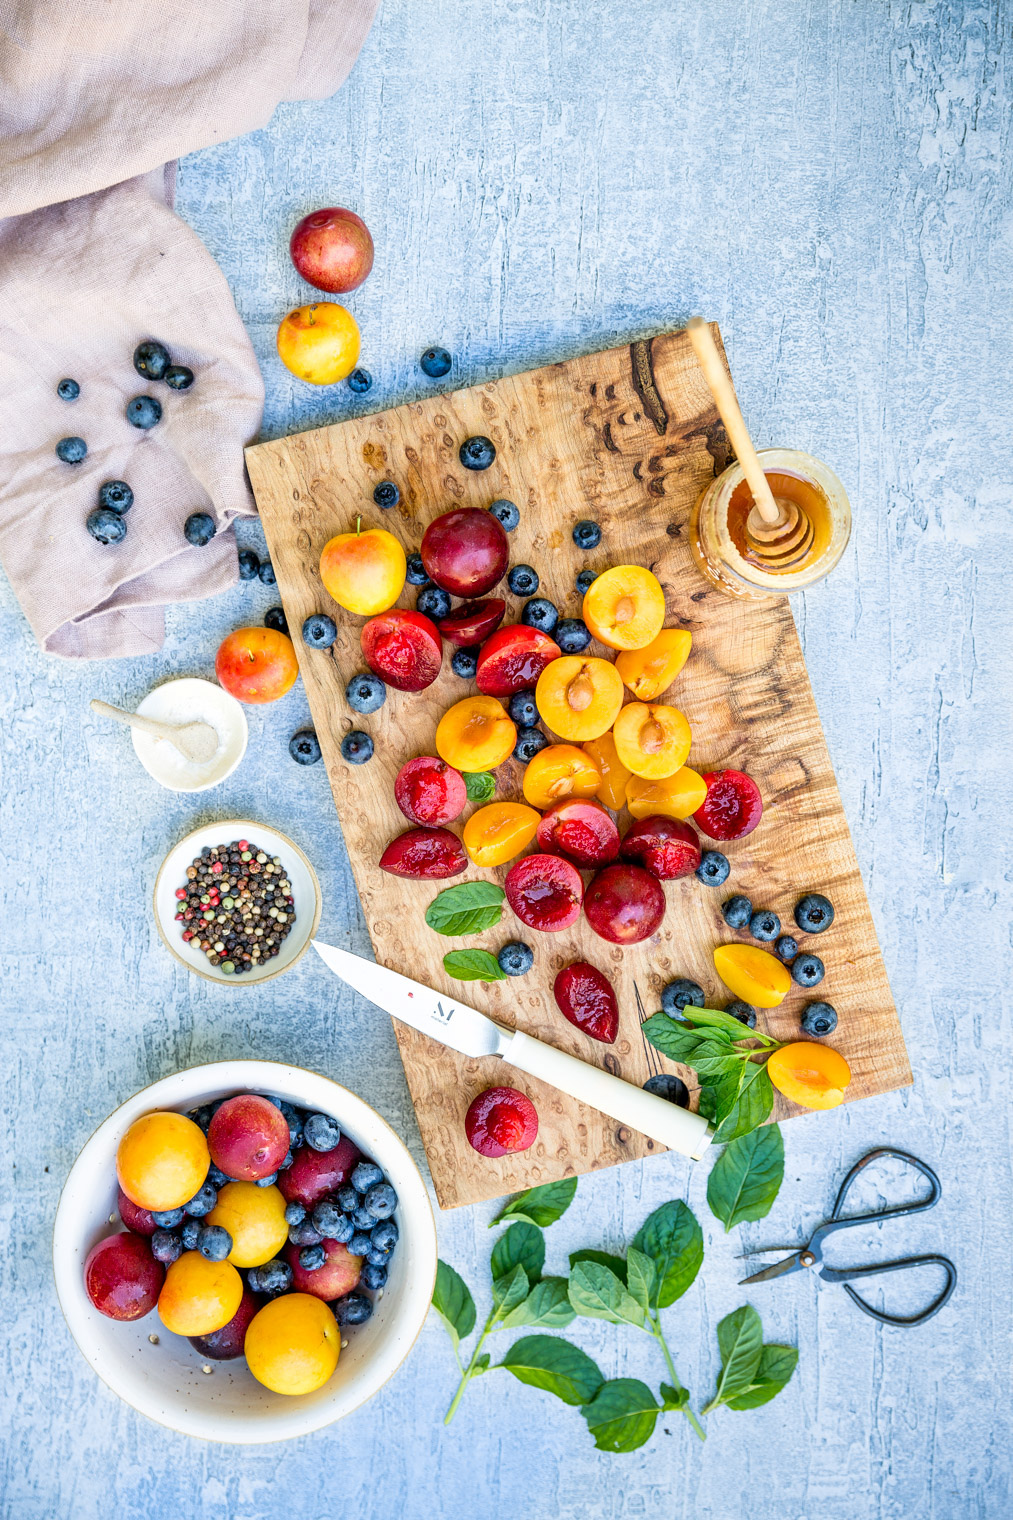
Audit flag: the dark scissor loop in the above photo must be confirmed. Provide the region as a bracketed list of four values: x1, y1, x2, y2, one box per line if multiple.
[820, 1254, 957, 1327]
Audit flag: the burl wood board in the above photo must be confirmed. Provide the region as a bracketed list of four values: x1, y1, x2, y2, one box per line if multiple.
[246, 325, 911, 1210]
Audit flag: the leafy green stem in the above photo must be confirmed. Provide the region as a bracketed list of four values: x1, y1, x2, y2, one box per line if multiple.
[647, 1312, 706, 1441]
[444, 1308, 496, 1425]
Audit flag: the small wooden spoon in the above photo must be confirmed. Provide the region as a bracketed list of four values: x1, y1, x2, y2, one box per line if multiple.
[90, 699, 219, 764]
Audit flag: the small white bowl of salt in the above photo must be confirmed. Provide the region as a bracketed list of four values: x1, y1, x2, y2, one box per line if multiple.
[131, 677, 248, 792]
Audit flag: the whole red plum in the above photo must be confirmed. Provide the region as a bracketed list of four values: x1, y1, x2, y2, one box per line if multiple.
[290, 208, 374, 294]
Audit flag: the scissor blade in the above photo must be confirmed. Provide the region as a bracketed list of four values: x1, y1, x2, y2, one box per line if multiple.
[312, 941, 508, 1060]
[738, 1252, 808, 1285]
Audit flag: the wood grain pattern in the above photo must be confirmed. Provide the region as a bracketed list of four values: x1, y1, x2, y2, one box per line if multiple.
[246, 325, 911, 1210]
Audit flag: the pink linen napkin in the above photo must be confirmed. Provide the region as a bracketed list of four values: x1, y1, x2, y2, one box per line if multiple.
[0, 0, 378, 658]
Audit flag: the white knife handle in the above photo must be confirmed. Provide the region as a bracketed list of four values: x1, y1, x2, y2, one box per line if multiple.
[502, 1030, 714, 1160]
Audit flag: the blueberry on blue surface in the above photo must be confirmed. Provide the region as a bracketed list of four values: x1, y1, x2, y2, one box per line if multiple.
[347, 367, 372, 394]
[721, 894, 753, 929]
[348, 1231, 373, 1256]
[304, 1112, 341, 1151]
[405, 552, 429, 586]
[643, 1074, 690, 1108]
[164, 365, 194, 391]
[498, 940, 534, 977]
[86, 508, 126, 545]
[451, 646, 479, 679]
[197, 1225, 232, 1262]
[126, 395, 162, 429]
[289, 729, 322, 765]
[258, 560, 276, 585]
[264, 606, 288, 634]
[151, 1230, 182, 1264]
[151, 1207, 185, 1229]
[346, 671, 386, 714]
[508, 692, 538, 726]
[373, 480, 399, 509]
[284, 1202, 307, 1227]
[56, 436, 87, 464]
[302, 613, 337, 649]
[370, 1218, 399, 1254]
[661, 978, 706, 1016]
[337, 1184, 359, 1213]
[513, 726, 547, 763]
[361, 1260, 388, 1290]
[364, 1181, 398, 1219]
[555, 617, 592, 653]
[133, 340, 170, 380]
[250, 1258, 293, 1296]
[794, 893, 835, 934]
[417, 585, 452, 619]
[299, 1244, 327, 1271]
[508, 564, 539, 596]
[792, 953, 825, 988]
[572, 519, 602, 550]
[181, 1218, 200, 1251]
[351, 1205, 376, 1230]
[420, 346, 452, 378]
[575, 568, 597, 595]
[749, 909, 780, 941]
[334, 1293, 373, 1325]
[289, 1221, 323, 1247]
[238, 548, 260, 580]
[341, 730, 373, 765]
[460, 435, 496, 470]
[775, 934, 798, 963]
[184, 1183, 218, 1217]
[351, 1161, 384, 1194]
[800, 1001, 838, 1036]
[726, 1000, 757, 1028]
[489, 499, 520, 531]
[695, 849, 730, 887]
[98, 480, 133, 513]
[57, 378, 80, 401]
[521, 597, 559, 634]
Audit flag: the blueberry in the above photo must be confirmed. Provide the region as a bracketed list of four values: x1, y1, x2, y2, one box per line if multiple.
[264, 605, 288, 634]
[508, 564, 539, 596]
[183, 511, 215, 547]
[417, 585, 452, 619]
[98, 480, 133, 514]
[460, 435, 496, 471]
[197, 1225, 232, 1262]
[56, 436, 86, 464]
[521, 597, 559, 634]
[721, 895, 753, 929]
[365, 1181, 398, 1219]
[572, 520, 602, 550]
[190, 1106, 214, 1132]
[279, 1150, 294, 1170]
[181, 1218, 200, 1250]
[348, 1231, 373, 1256]
[513, 726, 547, 763]
[555, 618, 592, 653]
[86, 508, 126, 545]
[164, 364, 194, 391]
[575, 568, 597, 594]
[370, 1218, 399, 1254]
[346, 671, 386, 714]
[334, 1292, 373, 1325]
[341, 730, 374, 765]
[794, 893, 835, 934]
[284, 1202, 307, 1227]
[337, 1184, 359, 1213]
[207, 1164, 230, 1189]
[347, 367, 373, 394]
[289, 1221, 323, 1247]
[151, 1229, 182, 1264]
[420, 346, 452, 378]
[366, 1247, 391, 1267]
[405, 552, 429, 586]
[726, 1000, 757, 1028]
[800, 1000, 838, 1036]
[351, 1205, 376, 1230]
[279, 1102, 304, 1146]
[126, 395, 162, 429]
[374, 480, 399, 509]
[256, 1172, 279, 1187]
[696, 850, 730, 887]
[792, 953, 826, 988]
[643, 1074, 690, 1108]
[133, 340, 170, 380]
[749, 909, 781, 942]
[304, 1112, 341, 1151]
[151, 1207, 185, 1229]
[775, 935, 798, 963]
[489, 499, 520, 531]
[184, 1182, 218, 1217]
[57, 378, 80, 401]
[259, 560, 276, 585]
[504, 693, 533, 727]
[250, 1258, 293, 1296]
[299, 1244, 327, 1271]
[238, 548, 260, 580]
[351, 1161, 384, 1194]
[661, 978, 706, 1016]
[312, 1199, 349, 1236]
[361, 1260, 388, 1290]
[451, 646, 479, 679]
[290, 729, 322, 765]
[498, 940, 533, 977]
[302, 613, 337, 649]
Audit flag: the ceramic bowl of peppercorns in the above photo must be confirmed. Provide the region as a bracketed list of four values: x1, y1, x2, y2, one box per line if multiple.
[153, 820, 322, 985]
[53, 1060, 438, 1443]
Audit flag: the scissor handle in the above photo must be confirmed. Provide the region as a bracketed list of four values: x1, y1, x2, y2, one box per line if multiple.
[808, 1148, 942, 1254]
[820, 1254, 957, 1327]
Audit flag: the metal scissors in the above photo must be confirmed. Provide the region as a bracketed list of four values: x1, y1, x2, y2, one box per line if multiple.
[738, 1147, 957, 1326]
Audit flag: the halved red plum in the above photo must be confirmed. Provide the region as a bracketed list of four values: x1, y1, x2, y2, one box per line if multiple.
[362, 609, 442, 692]
[379, 827, 467, 878]
[465, 1086, 539, 1157]
[620, 815, 701, 880]
[505, 853, 583, 932]
[421, 508, 509, 597]
[693, 769, 763, 840]
[554, 962, 619, 1044]
[584, 863, 666, 944]
[394, 756, 468, 827]
[536, 797, 621, 868]
[437, 598, 506, 647]
[476, 625, 561, 697]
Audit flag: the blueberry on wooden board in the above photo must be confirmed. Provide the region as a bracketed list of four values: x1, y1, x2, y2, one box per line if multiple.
[508, 564, 538, 596]
[341, 730, 373, 765]
[750, 909, 780, 941]
[513, 726, 548, 763]
[643, 1073, 690, 1107]
[521, 597, 559, 634]
[792, 953, 825, 988]
[722, 895, 752, 928]
[661, 978, 705, 1015]
[302, 613, 337, 649]
[794, 893, 835, 933]
[800, 1000, 838, 1036]
[345, 672, 386, 713]
[696, 849, 730, 886]
[373, 480, 399, 509]
[405, 552, 430, 586]
[556, 617, 591, 653]
[572, 519, 601, 550]
[498, 941, 534, 976]
[451, 646, 479, 679]
[459, 435, 496, 470]
[489, 498, 520, 531]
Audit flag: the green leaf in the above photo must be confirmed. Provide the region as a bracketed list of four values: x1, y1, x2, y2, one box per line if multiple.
[443, 948, 506, 983]
[631, 1200, 703, 1309]
[704, 1305, 764, 1411]
[711, 1063, 774, 1143]
[500, 1335, 604, 1407]
[568, 1261, 646, 1327]
[568, 1248, 628, 1283]
[501, 1276, 576, 1330]
[660, 1380, 690, 1411]
[492, 1262, 531, 1318]
[431, 1260, 476, 1348]
[706, 1124, 784, 1231]
[491, 1222, 545, 1287]
[581, 1378, 660, 1452]
[625, 1247, 656, 1314]
[725, 1344, 799, 1410]
[463, 770, 496, 800]
[492, 1176, 578, 1229]
[682, 1005, 776, 1043]
[641, 1012, 728, 1064]
[425, 881, 505, 937]
[472, 1352, 491, 1374]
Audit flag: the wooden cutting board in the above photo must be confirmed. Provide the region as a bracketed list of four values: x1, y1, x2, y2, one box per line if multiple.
[246, 324, 911, 1210]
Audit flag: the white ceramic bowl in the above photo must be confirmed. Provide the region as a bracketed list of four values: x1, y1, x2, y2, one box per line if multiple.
[154, 820, 321, 986]
[132, 678, 249, 794]
[53, 1061, 438, 1444]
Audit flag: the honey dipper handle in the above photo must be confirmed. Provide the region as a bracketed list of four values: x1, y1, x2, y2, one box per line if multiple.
[686, 318, 781, 526]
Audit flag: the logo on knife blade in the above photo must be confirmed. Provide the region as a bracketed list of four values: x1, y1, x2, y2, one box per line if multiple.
[432, 1001, 455, 1025]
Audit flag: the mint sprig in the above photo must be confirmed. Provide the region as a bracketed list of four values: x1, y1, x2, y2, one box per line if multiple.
[642, 1005, 783, 1142]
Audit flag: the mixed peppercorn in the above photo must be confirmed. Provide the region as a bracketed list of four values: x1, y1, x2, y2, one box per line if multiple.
[174, 839, 295, 974]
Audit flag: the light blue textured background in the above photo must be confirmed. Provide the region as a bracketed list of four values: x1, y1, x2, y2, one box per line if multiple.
[2, 2, 1011, 1516]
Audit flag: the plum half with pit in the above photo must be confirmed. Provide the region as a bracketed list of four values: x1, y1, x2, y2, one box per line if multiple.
[379, 827, 467, 879]
[284, 1238, 364, 1301]
[505, 853, 583, 932]
[208, 1094, 290, 1182]
[361, 609, 442, 692]
[279, 1134, 364, 1210]
[394, 757, 468, 828]
[620, 815, 701, 880]
[84, 1232, 164, 1321]
[554, 962, 619, 1044]
[584, 863, 666, 944]
[536, 797, 620, 868]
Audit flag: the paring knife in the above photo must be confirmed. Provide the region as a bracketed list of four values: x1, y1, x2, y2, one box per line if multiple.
[313, 941, 713, 1161]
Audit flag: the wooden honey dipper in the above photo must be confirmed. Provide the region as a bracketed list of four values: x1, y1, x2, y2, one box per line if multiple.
[687, 318, 814, 567]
